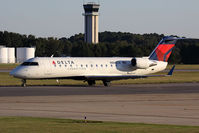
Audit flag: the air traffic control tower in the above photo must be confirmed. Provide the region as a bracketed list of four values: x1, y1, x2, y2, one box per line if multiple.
[83, 2, 100, 44]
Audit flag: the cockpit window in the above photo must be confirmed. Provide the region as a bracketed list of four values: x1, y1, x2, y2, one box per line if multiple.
[21, 62, 39, 66]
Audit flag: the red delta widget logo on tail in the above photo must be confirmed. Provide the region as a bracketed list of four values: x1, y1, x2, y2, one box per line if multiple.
[149, 37, 177, 62]
[155, 44, 175, 62]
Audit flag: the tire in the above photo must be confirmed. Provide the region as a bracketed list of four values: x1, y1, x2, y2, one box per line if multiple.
[103, 80, 111, 87]
[87, 80, 96, 86]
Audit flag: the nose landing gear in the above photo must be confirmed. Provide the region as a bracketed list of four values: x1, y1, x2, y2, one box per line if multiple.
[21, 79, 27, 87]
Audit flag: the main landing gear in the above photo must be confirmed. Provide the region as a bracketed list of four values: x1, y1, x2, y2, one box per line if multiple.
[21, 79, 27, 87]
[87, 80, 96, 86]
[102, 80, 111, 87]
[87, 80, 111, 87]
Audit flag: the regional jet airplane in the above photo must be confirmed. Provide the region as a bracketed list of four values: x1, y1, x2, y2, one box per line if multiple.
[10, 36, 179, 87]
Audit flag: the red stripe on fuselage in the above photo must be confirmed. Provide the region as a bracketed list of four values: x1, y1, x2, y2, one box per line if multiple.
[155, 44, 175, 61]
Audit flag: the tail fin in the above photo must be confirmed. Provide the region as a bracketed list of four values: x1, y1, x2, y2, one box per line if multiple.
[149, 36, 178, 62]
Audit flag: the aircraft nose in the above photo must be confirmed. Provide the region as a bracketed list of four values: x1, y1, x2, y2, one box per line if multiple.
[10, 68, 19, 77]
[10, 68, 26, 78]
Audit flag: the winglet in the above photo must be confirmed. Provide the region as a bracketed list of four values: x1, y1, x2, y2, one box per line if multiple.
[168, 65, 176, 76]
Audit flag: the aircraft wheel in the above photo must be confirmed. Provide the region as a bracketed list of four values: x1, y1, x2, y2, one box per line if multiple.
[21, 79, 27, 87]
[103, 80, 111, 87]
[87, 80, 96, 86]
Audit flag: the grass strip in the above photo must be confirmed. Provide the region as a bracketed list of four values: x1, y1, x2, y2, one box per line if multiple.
[0, 64, 19, 70]
[0, 117, 198, 133]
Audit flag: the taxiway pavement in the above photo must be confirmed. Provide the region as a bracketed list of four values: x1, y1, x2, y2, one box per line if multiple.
[0, 83, 199, 126]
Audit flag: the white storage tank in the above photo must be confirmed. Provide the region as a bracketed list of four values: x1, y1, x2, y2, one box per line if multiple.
[24, 47, 35, 61]
[17, 47, 35, 63]
[7, 48, 15, 63]
[16, 48, 24, 63]
[0, 47, 8, 63]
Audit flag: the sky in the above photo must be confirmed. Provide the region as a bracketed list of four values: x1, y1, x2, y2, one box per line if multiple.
[0, 0, 199, 38]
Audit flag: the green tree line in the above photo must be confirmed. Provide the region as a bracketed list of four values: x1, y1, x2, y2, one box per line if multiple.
[0, 31, 199, 64]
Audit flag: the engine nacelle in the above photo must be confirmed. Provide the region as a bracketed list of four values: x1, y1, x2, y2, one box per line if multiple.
[131, 58, 153, 69]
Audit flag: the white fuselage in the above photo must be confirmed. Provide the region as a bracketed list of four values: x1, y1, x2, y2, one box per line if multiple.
[10, 57, 167, 80]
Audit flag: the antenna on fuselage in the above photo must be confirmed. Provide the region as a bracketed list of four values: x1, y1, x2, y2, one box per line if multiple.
[51, 55, 54, 58]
